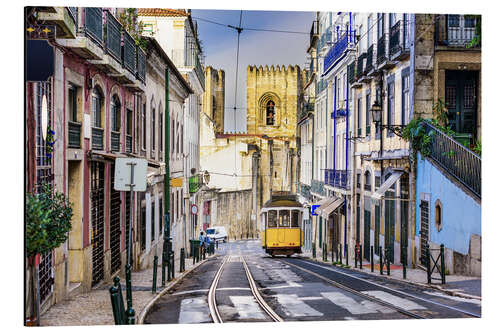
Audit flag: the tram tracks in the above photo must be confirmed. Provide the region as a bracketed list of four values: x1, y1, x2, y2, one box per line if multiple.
[280, 258, 480, 319]
[208, 255, 283, 323]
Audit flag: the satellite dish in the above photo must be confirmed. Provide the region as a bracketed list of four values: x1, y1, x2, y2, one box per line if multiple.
[41, 94, 48, 141]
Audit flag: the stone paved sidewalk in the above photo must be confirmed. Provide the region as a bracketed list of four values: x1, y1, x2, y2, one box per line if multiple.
[301, 249, 481, 300]
[40, 255, 208, 326]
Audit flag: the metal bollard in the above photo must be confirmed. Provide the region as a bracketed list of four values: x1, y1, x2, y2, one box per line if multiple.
[354, 245, 358, 268]
[125, 264, 133, 310]
[359, 245, 362, 270]
[109, 285, 122, 325]
[379, 246, 383, 275]
[426, 244, 431, 284]
[386, 247, 390, 276]
[171, 251, 175, 280]
[440, 244, 446, 285]
[152, 255, 158, 293]
[312, 242, 316, 258]
[114, 276, 125, 324]
[403, 246, 407, 280]
[180, 248, 185, 272]
[339, 244, 342, 265]
[370, 246, 374, 272]
[345, 244, 348, 266]
[126, 307, 135, 325]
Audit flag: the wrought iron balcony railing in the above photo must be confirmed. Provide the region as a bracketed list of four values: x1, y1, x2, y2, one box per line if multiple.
[126, 134, 132, 153]
[92, 127, 104, 150]
[309, 20, 319, 48]
[84, 7, 103, 47]
[324, 169, 351, 189]
[389, 20, 411, 58]
[136, 46, 146, 83]
[377, 34, 389, 64]
[299, 182, 312, 199]
[365, 44, 374, 73]
[421, 120, 481, 198]
[311, 179, 325, 196]
[104, 10, 122, 63]
[194, 56, 205, 90]
[111, 131, 120, 152]
[324, 32, 349, 72]
[122, 30, 136, 75]
[356, 53, 366, 80]
[68, 121, 81, 148]
[435, 14, 479, 47]
[348, 61, 356, 84]
[67, 7, 78, 26]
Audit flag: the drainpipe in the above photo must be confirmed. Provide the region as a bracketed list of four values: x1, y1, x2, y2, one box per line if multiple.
[333, 77, 337, 172]
[345, 53, 350, 259]
[163, 67, 171, 247]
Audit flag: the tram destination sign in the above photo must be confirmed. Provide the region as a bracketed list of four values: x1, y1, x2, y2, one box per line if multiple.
[114, 158, 148, 192]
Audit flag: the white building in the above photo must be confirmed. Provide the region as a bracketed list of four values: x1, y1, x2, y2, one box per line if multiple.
[138, 8, 205, 253]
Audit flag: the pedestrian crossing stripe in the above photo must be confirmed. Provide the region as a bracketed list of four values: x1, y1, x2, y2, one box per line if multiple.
[229, 296, 267, 319]
[362, 290, 426, 310]
[178, 298, 211, 324]
[321, 292, 395, 315]
[274, 294, 323, 317]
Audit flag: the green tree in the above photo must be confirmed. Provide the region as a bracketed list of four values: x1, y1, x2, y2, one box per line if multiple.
[25, 183, 73, 325]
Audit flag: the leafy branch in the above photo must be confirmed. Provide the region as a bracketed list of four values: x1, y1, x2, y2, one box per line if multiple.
[26, 183, 73, 258]
[118, 8, 147, 51]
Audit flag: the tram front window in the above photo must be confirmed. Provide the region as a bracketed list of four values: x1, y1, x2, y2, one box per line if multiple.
[279, 210, 290, 227]
[268, 211, 277, 228]
[291, 211, 299, 227]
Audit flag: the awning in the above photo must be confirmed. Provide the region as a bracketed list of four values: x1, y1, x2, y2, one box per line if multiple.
[311, 196, 331, 216]
[314, 197, 330, 206]
[320, 197, 344, 218]
[372, 171, 403, 200]
[318, 197, 336, 211]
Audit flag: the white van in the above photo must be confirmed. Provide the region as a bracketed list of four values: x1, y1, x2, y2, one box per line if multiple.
[206, 226, 228, 243]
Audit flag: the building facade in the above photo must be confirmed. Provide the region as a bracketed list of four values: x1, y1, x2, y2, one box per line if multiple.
[26, 6, 147, 313]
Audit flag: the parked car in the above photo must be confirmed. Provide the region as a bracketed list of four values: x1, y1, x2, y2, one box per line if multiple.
[206, 226, 228, 243]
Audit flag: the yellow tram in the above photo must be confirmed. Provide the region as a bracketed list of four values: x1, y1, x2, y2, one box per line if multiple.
[260, 193, 304, 257]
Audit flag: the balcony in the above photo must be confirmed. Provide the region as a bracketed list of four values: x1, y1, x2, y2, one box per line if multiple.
[126, 135, 132, 153]
[377, 33, 395, 69]
[299, 101, 314, 121]
[421, 120, 481, 198]
[104, 10, 121, 63]
[355, 53, 365, 83]
[324, 169, 351, 190]
[323, 32, 349, 73]
[68, 121, 81, 148]
[316, 78, 327, 95]
[311, 179, 325, 196]
[364, 44, 375, 75]
[84, 7, 104, 47]
[111, 131, 120, 152]
[122, 30, 136, 76]
[318, 29, 332, 52]
[136, 46, 146, 83]
[308, 20, 319, 50]
[435, 14, 479, 48]
[299, 182, 312, 200]
[390, 20, 411, 60]
[348, 61, 356, 84]
[37, 7, 77, 38]
[92, 127, 104, 150]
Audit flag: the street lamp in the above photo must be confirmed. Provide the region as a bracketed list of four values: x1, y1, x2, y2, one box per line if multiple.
[370, 100, 382, 125]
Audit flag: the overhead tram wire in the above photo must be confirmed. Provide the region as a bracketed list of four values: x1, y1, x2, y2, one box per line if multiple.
[233, 10, 243, 177]
[192, 16, 309, 35]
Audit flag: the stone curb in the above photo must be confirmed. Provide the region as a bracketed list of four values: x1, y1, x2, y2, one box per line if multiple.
[136, 256, 212, 324]
[303, 255, 481, 301]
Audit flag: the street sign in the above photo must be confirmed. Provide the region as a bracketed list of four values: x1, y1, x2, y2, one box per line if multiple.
[191, 204, 198, 215]
[170, 177, 183, 187]
[311, 204, 320, 216]
[114, 158, 147, 191]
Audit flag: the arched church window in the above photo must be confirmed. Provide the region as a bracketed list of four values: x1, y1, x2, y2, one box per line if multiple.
[266, 100, 275, 125]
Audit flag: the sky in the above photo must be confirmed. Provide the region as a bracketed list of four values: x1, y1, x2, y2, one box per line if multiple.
[191, 9, 315, 133]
